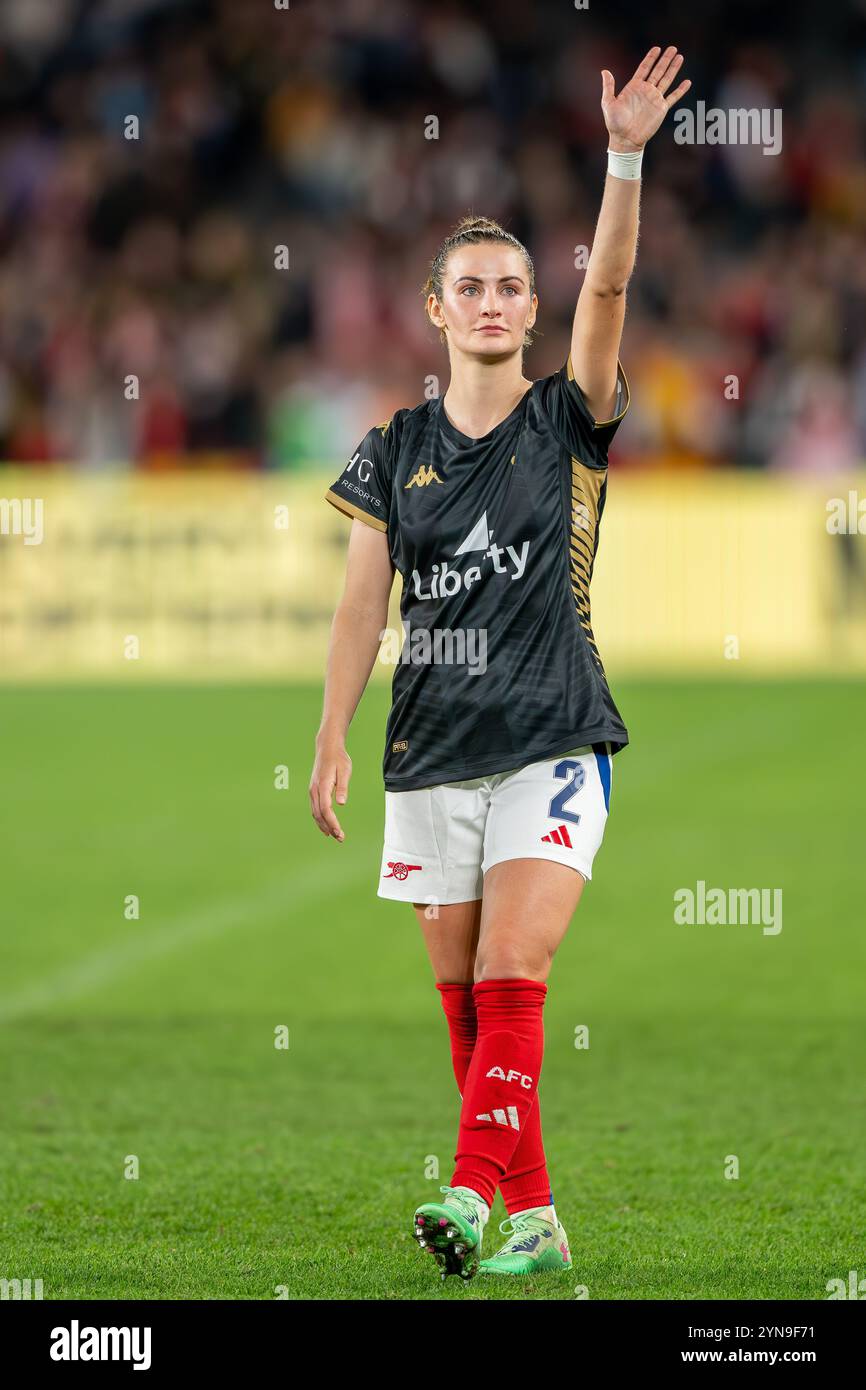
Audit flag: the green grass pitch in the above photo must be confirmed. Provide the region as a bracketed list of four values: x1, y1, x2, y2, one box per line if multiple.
[0, 679, 863, 1300]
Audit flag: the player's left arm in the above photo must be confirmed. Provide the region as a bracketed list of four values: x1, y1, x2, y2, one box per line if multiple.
[571, 45, 691, 424]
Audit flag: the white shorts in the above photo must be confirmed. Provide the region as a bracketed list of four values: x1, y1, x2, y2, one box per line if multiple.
[377, 743, 613, 905]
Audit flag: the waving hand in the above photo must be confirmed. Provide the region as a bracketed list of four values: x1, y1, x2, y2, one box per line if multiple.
[601, 45, 691, 152]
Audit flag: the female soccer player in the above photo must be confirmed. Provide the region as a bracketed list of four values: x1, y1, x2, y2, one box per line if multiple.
[311, 46, 690, 1282]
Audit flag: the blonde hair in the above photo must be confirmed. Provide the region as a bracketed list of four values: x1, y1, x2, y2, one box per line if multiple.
[422, 214, 538, 349]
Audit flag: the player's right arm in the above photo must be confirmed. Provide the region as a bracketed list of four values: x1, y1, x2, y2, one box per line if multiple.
[310, 518, 395, 841]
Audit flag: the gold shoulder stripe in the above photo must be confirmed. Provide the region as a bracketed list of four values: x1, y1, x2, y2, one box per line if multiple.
[565, 354, 631, 429]
[568, 456, 607, 673]
[324, 489, 388, 533]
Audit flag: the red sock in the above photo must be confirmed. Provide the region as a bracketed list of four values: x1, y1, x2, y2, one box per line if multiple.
[437, 984, 477, 1097]
[448, 978, 548, 1209]
[437, 983, 552, 1213]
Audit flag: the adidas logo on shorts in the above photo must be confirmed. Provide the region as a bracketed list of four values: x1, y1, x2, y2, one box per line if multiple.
[541, 823, 573, 847]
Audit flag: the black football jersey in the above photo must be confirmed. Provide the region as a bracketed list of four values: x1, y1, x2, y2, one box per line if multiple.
[325, 354, 630, 791]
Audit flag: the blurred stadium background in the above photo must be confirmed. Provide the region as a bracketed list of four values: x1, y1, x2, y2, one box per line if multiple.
[0, 0, 864, 676]
[1, 0, 865, 1301]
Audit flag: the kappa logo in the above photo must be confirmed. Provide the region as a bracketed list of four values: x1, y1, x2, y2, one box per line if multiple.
[486, 1066, 533, 1088]
[476, 1106, 520, 1131]
[411, 511, 530, 600]
[383, 861, 422, 881]
[404, 465, 443, 489]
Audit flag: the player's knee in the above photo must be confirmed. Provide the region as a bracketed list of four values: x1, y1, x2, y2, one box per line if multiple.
[474, 953, 547, 984]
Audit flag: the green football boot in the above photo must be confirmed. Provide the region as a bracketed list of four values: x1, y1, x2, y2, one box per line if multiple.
[478, 1206, 572, 1275]
[412, 1185, 490, 1282]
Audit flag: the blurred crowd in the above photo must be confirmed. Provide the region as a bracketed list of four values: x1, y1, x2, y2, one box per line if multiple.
[0, 0, 864, 472]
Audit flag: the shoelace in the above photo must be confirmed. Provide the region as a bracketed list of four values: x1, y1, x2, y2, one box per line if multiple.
[496, 1210, 554, 1250]
[439, 1185, 483, 1221]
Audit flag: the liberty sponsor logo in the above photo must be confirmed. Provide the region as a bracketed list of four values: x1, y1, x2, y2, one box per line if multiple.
[411, 511, 529, 599]
[383, 860, 422, 880]
[405, 465, 443, 489]
[50, 1320, 151, 1370]
[486, 1066, 533, 1088]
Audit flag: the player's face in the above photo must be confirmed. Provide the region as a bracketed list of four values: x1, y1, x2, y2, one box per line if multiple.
[432, 244, 537, 358]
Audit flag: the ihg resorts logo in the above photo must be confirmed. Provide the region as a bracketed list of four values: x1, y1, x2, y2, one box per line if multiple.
[0, 496, 43, 545]
[674, 880, 782, 935]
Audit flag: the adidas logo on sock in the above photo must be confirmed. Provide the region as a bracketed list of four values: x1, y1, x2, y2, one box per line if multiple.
[476, 1106, 520, 1131]
[541, 823, 572, 847]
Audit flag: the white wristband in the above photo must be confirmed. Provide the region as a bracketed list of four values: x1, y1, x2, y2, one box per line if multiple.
[607, 147, 643, 180]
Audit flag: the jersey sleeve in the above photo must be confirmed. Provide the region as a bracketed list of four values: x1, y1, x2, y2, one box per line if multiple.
[538, 354, 630, 464]
[324, 418, 394, 533]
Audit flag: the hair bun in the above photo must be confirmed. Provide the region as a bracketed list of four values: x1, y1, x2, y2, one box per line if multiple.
[455, 214, 502, 234]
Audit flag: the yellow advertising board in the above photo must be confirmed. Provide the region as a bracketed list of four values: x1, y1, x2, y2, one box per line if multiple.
[0, 469, 864, 679]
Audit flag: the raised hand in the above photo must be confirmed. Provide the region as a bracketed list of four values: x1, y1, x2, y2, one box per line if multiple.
[601, 46, 691, 153]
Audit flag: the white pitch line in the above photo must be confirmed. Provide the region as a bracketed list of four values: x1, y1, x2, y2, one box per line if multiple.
[0, 857, 369, 1024]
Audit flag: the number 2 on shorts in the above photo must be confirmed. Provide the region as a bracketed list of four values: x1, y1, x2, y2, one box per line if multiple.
[548, 758, 586, 826]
